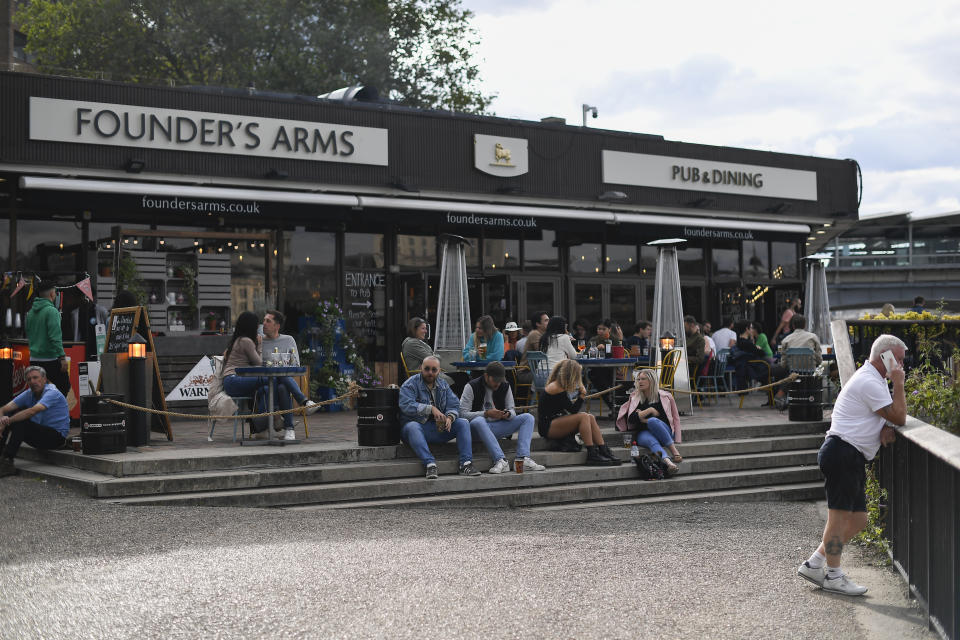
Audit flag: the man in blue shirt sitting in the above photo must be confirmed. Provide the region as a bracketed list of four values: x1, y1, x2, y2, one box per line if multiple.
[399, 355, 481, 479]
[0, 365, 71, 477]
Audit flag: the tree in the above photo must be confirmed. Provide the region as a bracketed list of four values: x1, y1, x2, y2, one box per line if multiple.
[16, 0, 494, 113]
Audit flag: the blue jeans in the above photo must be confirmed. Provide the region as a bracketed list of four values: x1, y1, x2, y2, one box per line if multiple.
[401, 418, 472, 466]
[469, 413, 536, 460]
[223, 375, 307, 428]
[634, 417, 675, 460]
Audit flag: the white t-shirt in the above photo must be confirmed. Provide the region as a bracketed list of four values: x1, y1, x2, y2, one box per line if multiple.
[712, 328, 736, 351]
[826, 363, 892, 460]
[704, 335, 716, 357]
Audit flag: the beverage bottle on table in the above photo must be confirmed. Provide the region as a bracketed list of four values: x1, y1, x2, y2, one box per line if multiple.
[272, 346, 280, 366]
[605, 341, 612, 357]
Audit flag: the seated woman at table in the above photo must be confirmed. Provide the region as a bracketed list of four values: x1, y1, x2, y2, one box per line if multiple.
[616, 368, 681, 475]
[751, 321, 775, 363]
[538, 315, 578, 373]
[403, 317, 452, 383]
[221, 311, 318, 440]
[731, 320, 789, 409]
[537, 359, 620, 466]
[462, 315, 505, 362]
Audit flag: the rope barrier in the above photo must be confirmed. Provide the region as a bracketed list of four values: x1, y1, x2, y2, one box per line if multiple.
[663, 372, 800, 396]
[100, 384, 361, 421]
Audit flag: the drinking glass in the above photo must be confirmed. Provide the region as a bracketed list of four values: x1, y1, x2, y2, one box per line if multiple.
[577, 339, 585, 353]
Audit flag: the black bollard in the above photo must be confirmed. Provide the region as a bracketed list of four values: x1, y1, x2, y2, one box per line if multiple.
[126, 335, 149, 446]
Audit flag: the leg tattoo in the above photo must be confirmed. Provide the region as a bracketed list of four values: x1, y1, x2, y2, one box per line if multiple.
[824, 536, 843, 556]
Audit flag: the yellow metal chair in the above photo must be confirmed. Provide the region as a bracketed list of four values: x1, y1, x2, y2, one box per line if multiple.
[399, 352, 419, 380]
[293, 368, 311, 439]
[738, 359, 775, 408]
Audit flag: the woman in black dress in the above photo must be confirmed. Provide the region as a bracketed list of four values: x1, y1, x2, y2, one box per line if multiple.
[537, 359, 620, 466]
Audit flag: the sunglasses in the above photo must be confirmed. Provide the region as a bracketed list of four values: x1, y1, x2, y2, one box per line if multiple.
[422, 367, 439, 372]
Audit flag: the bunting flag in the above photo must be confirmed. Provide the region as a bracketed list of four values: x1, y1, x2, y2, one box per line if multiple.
[10, 275, 26, 298]
[1, 273, 10, 292]
[26, 276, 34, 300]
[76, 277, 94, 302]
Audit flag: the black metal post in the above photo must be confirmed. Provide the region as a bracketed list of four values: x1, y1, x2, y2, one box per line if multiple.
[127, 335, 149, 446]
[0, 356, 12, 406]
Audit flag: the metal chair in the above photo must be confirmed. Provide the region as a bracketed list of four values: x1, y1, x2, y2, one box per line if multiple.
[737, 359, 776, 409]
[207, 355, 254, 442]
[659, 348, 682, 390]
[697, 348, 731, 404]
[399, 352, 418, 379]
[783, 347, 819, 374]
[511, 363, 534, 410]
[525, 351, 550, 405]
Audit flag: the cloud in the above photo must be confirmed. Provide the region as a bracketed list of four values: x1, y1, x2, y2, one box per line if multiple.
[462, 0, 960, 216]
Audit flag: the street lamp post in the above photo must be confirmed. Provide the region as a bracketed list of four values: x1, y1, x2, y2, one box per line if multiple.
[126, 334, 149, 447]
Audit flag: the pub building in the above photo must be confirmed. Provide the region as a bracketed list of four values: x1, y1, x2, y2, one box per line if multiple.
[0, 71, 858, 387]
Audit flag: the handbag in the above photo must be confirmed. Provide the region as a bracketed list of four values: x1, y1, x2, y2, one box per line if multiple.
[634, 453, 665, 480]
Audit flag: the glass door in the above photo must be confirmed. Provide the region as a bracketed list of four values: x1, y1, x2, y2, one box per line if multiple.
[510, 276, 561, 325]
[569, 278, 644, 335]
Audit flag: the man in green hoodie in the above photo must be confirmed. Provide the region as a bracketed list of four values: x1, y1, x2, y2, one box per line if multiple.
[26, 281, 71, 397]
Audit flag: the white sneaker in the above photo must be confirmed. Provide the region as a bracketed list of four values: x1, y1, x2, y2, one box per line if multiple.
[522, 457, 546, 471]
[822, 572, 868, 596]
[304, 400, 321, 415]
[488, 458, 509, 474]
[283, 429, 296, 441]
[797, 561, 825, 587]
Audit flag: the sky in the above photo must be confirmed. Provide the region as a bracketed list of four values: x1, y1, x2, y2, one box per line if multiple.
[460, 0, 960, 218]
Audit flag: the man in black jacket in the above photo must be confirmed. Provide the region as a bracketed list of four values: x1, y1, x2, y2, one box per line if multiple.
[459, 361, 545, 473]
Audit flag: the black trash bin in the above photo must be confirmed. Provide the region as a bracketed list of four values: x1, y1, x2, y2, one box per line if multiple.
[788, 375, 823, 422]
[356, 387, 401, 446]
[81, 394, 127, 454]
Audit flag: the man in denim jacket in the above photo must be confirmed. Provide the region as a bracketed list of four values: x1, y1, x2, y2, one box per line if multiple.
[399, 356, 481, 479]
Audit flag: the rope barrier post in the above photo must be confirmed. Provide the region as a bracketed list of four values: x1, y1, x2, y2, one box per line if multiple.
[127, 336, 149, 446]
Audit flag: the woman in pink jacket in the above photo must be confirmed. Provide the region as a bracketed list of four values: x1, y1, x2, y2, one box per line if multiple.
[616, 368, 682, 474]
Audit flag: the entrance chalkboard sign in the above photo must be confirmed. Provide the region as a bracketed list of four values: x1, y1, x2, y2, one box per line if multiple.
[101, 306, 172, 440]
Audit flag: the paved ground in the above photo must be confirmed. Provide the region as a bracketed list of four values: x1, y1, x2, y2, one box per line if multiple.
[0, 477, 932, 640]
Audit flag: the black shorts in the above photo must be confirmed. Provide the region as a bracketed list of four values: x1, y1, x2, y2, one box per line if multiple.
[817, 435, 867, 512]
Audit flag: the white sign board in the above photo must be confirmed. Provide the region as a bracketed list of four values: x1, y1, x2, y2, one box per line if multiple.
[30, 97, 389, 166]
[474, 134, 529, 177]
[602, 150, 818, 201]
[165, 357, 215, 402]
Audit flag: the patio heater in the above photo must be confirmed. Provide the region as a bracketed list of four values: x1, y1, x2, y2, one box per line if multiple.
[433, 235, 472, 367]
[803, 256, 832, 346]
[648, 239, 693, 414]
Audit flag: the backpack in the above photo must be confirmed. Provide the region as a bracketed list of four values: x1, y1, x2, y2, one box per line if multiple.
[634, 453, 665, 480]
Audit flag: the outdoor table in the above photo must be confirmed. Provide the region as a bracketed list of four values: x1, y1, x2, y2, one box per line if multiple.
[451, 360, 518, 372]
[576, 357, 638, 416]
[235, 365, 306, 446]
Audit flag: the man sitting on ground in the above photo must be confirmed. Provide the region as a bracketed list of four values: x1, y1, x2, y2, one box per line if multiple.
[0, 366, 70, 477]
[778, 314, 822, 370]
[459, 361, 545, 473]
[398, 356, 481, 479]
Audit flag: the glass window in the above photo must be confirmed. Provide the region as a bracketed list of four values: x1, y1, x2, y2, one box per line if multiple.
[677, 247, 704, 277]
[569, 243, 602, 274]
[771, 242, 798, 279]
[609, 283, 637, 330]
[742, 240, 769, 279]
[524, 230, 559, 271]
[0, 219, 9, 272]
[681, 285, 703, 324]
[17, 219, 83, 274]
[572, 282, 602, 334]
[605, 244, 638, 274]
[484, 238, 520, 270]
[285, 230, 337, 331]
[344, 233, 384, 269]
[640, 245, 657, 277]
[397, 234, 437, 268]
[712, 241, 739, 277]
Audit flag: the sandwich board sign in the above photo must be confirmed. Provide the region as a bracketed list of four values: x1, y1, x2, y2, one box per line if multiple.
[166, 357, 216, 402]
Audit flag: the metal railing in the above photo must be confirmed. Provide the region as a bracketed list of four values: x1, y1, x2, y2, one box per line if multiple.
[878, 416, 960, 640]
[844, 320, 960, 370]
[827, 253, 960, 269]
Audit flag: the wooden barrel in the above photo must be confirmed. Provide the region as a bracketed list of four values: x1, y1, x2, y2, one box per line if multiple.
[356, 387, 401, 446]
[788, 375, 823, 422]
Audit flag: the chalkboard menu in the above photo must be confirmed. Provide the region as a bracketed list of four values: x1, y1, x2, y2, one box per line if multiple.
[100, 306, 172, 440]
[105, 306, 141, 353]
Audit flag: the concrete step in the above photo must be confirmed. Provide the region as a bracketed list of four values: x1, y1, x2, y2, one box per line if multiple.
[19, 444, 818, 499]
[283, 467, 823, 510]
[527, 482, 825, 510]
[15, 420, 826, 478]
[18, 436, 816, 498]
[105, 462, 821, 508]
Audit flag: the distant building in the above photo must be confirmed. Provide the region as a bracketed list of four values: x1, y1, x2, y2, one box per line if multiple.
[806, 210, 960, 312]
[2, 0, 36, 73]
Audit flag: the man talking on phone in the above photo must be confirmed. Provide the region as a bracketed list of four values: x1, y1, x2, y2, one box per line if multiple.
[459, 361, 546, 474]
[798, 334, 906, 596]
